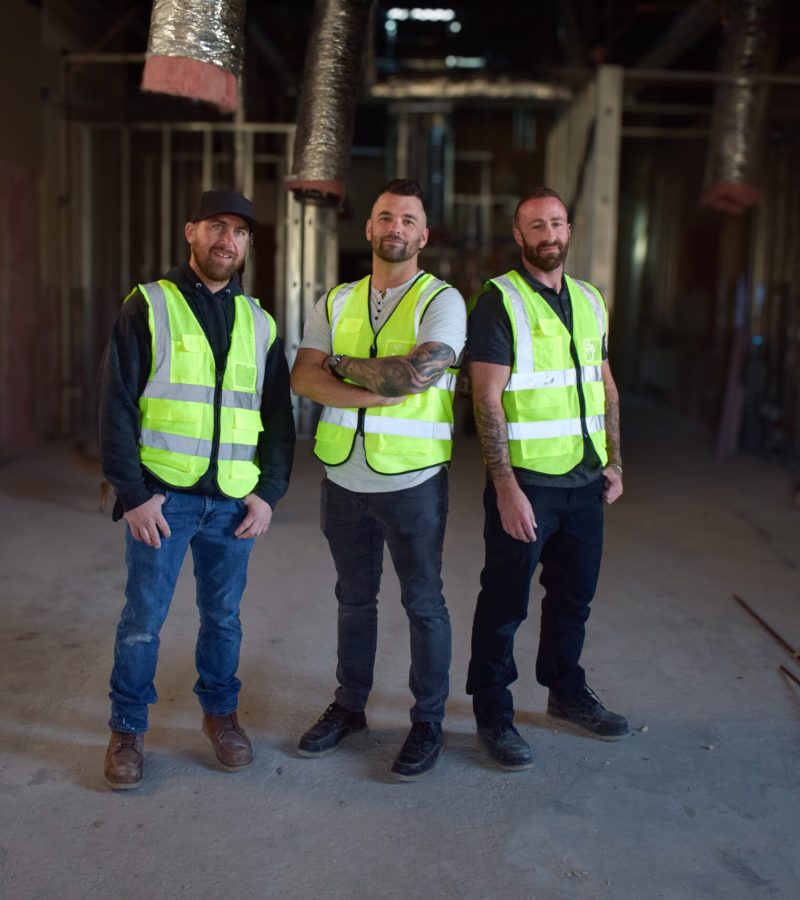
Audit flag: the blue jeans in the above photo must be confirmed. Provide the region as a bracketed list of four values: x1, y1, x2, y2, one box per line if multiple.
[466, 477, 605, 728]
[109, 491, 255, 734]
[321, 471, 451, 722]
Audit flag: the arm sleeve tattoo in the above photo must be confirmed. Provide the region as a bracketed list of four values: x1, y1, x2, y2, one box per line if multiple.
[602, 366, 622, 465]
[336, 342, 455, 397]
[473, 392, 515, 485]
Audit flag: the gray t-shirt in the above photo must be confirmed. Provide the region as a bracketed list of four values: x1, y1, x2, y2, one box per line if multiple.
[299, 271, 467, 493]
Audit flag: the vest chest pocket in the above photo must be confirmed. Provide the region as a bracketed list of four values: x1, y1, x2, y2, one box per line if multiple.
[230, 407, 263, 445]
[585, 379, 606, 410]
[231, 362, 257, 392]
[532, 317, 570, 370]
[173, 334, 212, 382]
[384, 340, 414, 356]
[398, 392, 424, 409]
[335, 316, 369, 345]
[143, 398, 209, 439]
[506, 388, 562, 419]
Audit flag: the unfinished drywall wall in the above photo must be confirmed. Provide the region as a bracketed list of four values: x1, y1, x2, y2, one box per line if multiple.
[0, 1, 43, 459]
[0, 1, 41, 172]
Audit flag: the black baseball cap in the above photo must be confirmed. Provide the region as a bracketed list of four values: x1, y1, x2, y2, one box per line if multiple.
[190, 189, 258, 232]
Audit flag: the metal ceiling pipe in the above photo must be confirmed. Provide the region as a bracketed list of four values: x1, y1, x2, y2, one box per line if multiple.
[289, 0, 373, 202]
[701, 0, 778, 214]
[142, 0, 247, 114]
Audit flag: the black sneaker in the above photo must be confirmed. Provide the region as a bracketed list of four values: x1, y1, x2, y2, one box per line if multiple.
[477, 722, 533, 771]
[547, 686, 629, 741]
[390, 722, 443, 781]
[297, 702, 367, 757]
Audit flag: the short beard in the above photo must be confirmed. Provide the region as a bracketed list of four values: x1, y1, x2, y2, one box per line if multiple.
[373, 235, 419, 263]
[522, 238, 568, 272]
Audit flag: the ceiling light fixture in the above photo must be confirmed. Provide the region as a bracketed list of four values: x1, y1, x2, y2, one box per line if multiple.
[387, 8, 456, 22]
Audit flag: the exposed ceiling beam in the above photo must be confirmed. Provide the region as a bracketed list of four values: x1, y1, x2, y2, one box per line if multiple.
[635, 0, 720, 69]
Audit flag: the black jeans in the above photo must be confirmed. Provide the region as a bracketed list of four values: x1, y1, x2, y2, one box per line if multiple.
[466, 477, 604, 728]
[321, 470, 451, 722]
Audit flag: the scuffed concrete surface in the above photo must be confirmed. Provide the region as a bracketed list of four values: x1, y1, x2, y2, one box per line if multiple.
[1, 398, 799, 899]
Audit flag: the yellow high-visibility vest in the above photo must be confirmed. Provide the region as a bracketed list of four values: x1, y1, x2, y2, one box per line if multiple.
[490, 270, 608, 474]
[136, 280, 276, 497]
[314, 273, 459, 474]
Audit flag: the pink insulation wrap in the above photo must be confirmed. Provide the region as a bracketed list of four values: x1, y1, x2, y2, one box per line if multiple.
[700, 181, 762, 215]
[142, 55, 238, 113]
[142, 0, 246, 113]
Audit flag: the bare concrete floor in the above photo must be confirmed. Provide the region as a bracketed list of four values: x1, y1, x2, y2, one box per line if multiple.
[1, 397, 799, 900]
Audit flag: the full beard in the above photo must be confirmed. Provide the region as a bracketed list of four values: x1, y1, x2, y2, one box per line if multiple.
[522, 238, 569, 272]
[196, 249, 242, 282]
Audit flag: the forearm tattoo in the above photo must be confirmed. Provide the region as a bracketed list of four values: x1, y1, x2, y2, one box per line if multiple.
[337, 342, 455, 397]
[605, 395, 621, 465]
[473, 395, 514, 483]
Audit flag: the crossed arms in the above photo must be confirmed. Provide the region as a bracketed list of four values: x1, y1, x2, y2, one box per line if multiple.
[290, 342, 456, 408]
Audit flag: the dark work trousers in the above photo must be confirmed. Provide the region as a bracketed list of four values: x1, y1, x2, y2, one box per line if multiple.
[466, 476, 604, 728]
[320, 470, 451, 723]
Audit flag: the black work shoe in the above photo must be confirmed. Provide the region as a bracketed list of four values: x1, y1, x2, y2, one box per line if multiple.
[477, 722, 533, 771]
[547, 685, 630, 741]
[390, 722, 443, 781]
[297, 702, 367, 757]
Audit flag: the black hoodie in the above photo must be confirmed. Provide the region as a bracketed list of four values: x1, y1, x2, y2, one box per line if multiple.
[98, 262, 295, 519]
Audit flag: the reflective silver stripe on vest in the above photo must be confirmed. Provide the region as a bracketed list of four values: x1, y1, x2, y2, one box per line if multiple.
[413, 276, 447, 331]
[221, 388, 261, 410]
[140, 429, 212, 456]
[572, 279, 605, 340]
[507, 414, 606, 440]
[434, 371, 457, 392]
[142, 382, 216, 404]
[507, 365, 602, 391]
[494, 275, 535, 373]
[363, 414, 452, 440]
[320, 407, 360, 429]
[329, 283, 357, 334]
[142, 281, 172, 382]
[143, 381, 259, 409]
[584, 414, 605, 435]
[319, 406, 451, 440]
[217, 442, 257, 462]
[241, 293, 271, 400]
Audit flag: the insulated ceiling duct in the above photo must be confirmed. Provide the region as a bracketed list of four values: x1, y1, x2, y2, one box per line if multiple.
[700, 0, 778, 214]
[289, 0, 373, 202]
[141, 0, 247, 114]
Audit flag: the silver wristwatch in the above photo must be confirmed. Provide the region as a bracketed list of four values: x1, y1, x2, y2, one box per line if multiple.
[328, 353, 345, 378]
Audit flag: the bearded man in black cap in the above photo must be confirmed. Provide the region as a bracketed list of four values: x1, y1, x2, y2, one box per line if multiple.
[98, 189, 295, 789]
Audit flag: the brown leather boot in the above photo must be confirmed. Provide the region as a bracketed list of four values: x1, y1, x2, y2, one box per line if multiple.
[104, 731, 144, 789]
[202, 711, 253, 771]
